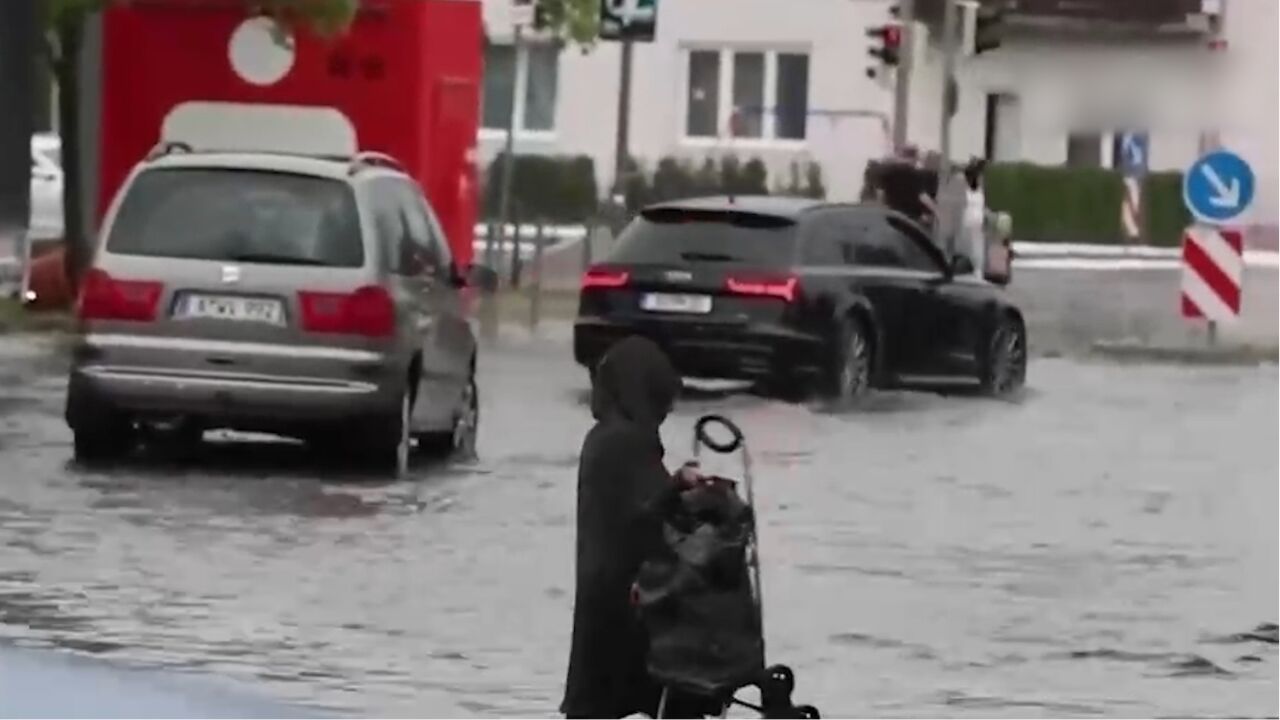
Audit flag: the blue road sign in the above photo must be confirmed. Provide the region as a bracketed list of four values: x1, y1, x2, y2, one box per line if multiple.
[1184, 149, 1255, 224]
[1118, 132, 1148, 177]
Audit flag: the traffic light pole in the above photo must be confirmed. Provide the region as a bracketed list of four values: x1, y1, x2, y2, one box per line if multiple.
[612, 38, 635, 199]
[496, 22, 525, 271]
[891, 0, 914, 152]
[938, 0, 958, 186]
[937, 0, 959, 254]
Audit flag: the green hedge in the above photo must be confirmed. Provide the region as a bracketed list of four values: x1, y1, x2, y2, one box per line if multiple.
[624, 155, 825, 212]
[482, 153, 598, 224]
[983, 163, 1191, 246]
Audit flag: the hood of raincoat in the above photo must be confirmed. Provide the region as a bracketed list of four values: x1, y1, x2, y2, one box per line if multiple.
[590, 336, 680, 428]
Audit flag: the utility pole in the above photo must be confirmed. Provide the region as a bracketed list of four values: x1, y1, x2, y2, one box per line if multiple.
[938, 0, 958, 189]
[612, 38, 634, 199]
[936, 0, 960, 255]
[0, 0, 37, 301]
[891, 0, 914, 152]
[495, 23, 524, 272]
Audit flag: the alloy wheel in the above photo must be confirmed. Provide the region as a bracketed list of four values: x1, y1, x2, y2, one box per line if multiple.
[394, 389, 411, 477]
[989, 322, 1027, 395]
[452, 376, 479, 459]
[838, 327, 871, 401]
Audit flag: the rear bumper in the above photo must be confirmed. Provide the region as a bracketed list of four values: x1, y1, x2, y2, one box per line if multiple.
[65, 334, 402, 431]
[574, 316, 824, 381]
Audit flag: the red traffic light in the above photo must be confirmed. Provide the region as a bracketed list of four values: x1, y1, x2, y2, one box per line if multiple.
[865, 23, 903, 48]
[884, 25, 902, 47]
[866, 23, 903, 66]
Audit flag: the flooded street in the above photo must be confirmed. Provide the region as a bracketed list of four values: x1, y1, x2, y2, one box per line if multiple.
[0, 332, 1275, 718]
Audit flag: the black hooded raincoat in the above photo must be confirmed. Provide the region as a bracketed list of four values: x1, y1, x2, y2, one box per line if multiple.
[560, 337, 703, 719]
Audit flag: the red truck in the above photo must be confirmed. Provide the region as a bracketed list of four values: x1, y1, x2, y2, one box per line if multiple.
[97, 0, 483, 266]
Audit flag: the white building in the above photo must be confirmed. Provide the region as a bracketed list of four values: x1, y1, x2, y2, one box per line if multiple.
[477, 0, 1277, 238]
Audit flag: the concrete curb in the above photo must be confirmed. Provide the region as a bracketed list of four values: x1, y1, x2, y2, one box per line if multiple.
[1089, 340, 1279, 366]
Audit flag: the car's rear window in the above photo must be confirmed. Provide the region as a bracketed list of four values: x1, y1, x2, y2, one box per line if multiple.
[106, 168, 363, 267]
[609, 207, 797, 265]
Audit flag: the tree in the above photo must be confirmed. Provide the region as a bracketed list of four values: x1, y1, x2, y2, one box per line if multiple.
[534, 0, 599, 47]
[43, 0, 359, 291]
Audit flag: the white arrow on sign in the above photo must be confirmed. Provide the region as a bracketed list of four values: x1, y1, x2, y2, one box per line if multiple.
[606, 0, 655, 25]
[1202, 163, 1241, 209]
[1122, 135, 1144, 168]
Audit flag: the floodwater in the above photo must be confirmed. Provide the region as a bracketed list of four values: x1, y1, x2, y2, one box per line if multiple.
[0, 332, 1275, 717]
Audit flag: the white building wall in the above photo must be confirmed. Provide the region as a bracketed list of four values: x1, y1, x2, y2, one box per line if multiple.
[907, 0, 1277, 227]
[480, 0, 1276, 228]
[480, 0, 899, 203]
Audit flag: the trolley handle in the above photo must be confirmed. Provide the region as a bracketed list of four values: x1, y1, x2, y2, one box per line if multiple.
[694, 414, 745, 454]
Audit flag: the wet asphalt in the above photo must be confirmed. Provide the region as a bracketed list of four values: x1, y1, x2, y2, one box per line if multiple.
[0, 330, 1276, 718]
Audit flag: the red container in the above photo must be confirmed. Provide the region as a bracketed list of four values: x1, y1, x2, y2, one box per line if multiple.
[27, 246, 73, 311]
[99, 0, 482, 265]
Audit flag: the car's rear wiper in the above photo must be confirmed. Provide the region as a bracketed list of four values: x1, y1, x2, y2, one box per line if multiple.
[229, 253, 329, 266]
[680, 251, 737, 262]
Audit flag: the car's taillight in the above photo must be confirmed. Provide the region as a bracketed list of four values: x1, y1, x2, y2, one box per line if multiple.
[76, 268, 164, 322]
[725, 275, 799, 303]
[298, 285, 397, 338]
[581, 266, 630, 290]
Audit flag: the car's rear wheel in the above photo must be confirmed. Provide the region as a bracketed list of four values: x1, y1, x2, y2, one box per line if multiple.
[73, 418, 135, 464]
[980, 315, 1027, 397]
[366, 385, 411, 477]
[67, 385, 135, 464]
[824, 317, 872, 407]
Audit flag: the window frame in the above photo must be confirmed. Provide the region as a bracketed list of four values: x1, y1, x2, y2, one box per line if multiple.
[885, 212, 948, 276]
[678, 44, 811, 148]
[479, 40, 560, 141]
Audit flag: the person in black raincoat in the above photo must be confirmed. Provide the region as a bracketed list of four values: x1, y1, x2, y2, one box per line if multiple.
[561, 336, 716, 719]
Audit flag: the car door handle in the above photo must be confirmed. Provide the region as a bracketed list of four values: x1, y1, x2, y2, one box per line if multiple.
[416, 313, 435, 332]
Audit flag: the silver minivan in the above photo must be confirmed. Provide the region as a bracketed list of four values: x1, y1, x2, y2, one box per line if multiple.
[66, 145, 492, 475]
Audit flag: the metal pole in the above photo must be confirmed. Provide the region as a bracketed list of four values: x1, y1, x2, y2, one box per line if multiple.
[0, 0, 37, 301]
[937, 0, 959, 256]
[892, 0, 915, 152]
[938, 0, 957, 184]
[495, 23, 524, 277]
[529, 222, 544, 330]
[612, 38, 635, 197]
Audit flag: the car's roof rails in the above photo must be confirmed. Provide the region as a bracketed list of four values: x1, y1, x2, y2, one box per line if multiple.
[348, 151, 405, 176]
[145, 140, 194, 161]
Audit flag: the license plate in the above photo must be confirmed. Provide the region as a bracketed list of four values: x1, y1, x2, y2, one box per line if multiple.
[640, 293, 712, 314]
[178, 294, 285, 325]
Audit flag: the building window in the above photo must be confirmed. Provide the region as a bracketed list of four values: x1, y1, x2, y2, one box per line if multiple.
[683, 47, 809, 143]
[732, 52, 765, 138]
[686, 50, 721, 138]
[1066, 132, 1103, 168]
[984, 92, 1021, 161]
[482, 42, 560, 135]
[775, 53, 810, 141]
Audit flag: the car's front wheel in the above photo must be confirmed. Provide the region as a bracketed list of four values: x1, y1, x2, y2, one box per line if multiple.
[980, 315, 1027, 397]
[419, 368, 479, 460]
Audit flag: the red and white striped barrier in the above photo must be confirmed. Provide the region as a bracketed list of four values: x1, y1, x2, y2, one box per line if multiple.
[1122, 177, 1142, 240]
[1180, 225, 1243, 322]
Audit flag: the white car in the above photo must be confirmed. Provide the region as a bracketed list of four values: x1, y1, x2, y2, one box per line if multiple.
[30, 132, 63, 239]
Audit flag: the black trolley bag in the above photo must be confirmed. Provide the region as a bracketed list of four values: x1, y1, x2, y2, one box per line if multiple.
[633, 415, 820, 719]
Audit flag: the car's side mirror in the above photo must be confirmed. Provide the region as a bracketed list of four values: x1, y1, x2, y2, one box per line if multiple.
[949, 254, 975, 277]
[457, 263, 499, 292]
[983, 211, 1014, 286]
[993, 211, 1013, 244]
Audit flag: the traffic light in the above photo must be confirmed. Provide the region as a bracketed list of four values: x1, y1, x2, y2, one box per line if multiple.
[960, 0, 1006, 57]
[866, 23, 903, 74]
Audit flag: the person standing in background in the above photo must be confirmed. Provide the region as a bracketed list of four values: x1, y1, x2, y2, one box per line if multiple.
[961, 158, 988, 278]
